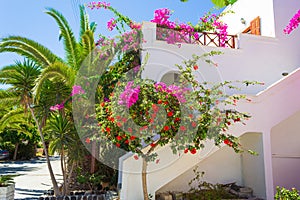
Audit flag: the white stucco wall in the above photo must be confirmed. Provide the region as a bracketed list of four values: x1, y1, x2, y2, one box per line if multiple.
[157, 146, 242, 193]
[271, 110, 300, 191]
[157, 132, 266, 198]
[141, 21, 300, 95]
[240, 132, 266, 198]
[221, 0, 275, 37]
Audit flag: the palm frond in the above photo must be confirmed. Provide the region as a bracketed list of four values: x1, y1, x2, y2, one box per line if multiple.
[0, 36, 61, 67]
[79, 5, 97, 38]
[0, 90, 19, 106]
[79, 5, 89, 38]
[0, 108, 25, 131]
[80, 30, 95, 63]
[45, 8, 80, 70]
[33, 62, 75, 102]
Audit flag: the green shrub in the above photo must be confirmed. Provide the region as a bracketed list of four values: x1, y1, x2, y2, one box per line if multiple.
[0, 175, 18, 187]
[275, 186, 300, 200]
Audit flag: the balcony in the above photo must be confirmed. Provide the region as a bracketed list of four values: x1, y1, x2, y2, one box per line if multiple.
[156, 25, 238, 49]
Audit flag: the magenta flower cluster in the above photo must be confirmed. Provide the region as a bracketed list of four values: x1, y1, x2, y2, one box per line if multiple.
[120, 30, 140, 52]
[284, 9, 300, 34]
[151, 8, 228, 46]
[129, 22, 142, 30]
[50, 85, 85, 111]
[213, 21, 228, 47]
[107, 18, 116, 31]
[154, 82, 190, 103]
[71, 85, 85, 96]
[151, 8, 175, 29]
[119, 81, 190, 108]
[119, 81, 140, 108]
[87, 1, 110, 9]
[50, 103, 65, 111]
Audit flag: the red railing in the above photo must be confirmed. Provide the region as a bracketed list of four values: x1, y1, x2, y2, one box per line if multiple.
[156, 26, 237, 49]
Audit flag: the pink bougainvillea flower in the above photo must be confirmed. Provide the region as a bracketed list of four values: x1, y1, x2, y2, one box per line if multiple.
[151, 8, 172, 26]
[87, 1, 111, 9]
[130, 22, 142, 30]
[50, 103, 64, 111]
[107, 18, 117, 31]
[284, 10, 300, 34]
[71, 85, 85, 96]
[119, 81, 140, 108]
[133, 65, 140, 73]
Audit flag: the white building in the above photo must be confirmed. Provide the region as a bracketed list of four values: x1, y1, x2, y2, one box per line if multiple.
[119, 0, 300, 199]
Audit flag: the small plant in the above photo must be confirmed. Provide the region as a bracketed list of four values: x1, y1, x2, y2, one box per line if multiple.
[184, 166, 238, 200]
[0, 175, 18, 187]
[275, 186, 300, 200]
[76, 168, 106, 191]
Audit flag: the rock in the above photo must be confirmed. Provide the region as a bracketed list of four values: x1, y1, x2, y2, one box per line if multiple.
[156, 193, 173, 200]
[238, 187, 253, 198]
[172, 192, 184, 200]
[229, 189, 239, 196]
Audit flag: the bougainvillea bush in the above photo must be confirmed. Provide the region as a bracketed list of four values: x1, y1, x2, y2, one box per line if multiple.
[152, 8, 231, 46]
[50, 2, 261, 199]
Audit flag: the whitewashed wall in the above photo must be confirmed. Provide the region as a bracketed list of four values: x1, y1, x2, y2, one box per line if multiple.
[157, 146, 243, 193]
[141, 21, 300, 95]
[271, 110, 300, 191]
[221, 0, 275, 37]
[158, 132, 266, 198]
[240, 132, 266, 198]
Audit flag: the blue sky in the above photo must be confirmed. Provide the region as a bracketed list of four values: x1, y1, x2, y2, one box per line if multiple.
[0, 0, 221, 67]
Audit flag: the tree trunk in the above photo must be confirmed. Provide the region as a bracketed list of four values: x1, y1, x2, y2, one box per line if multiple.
[90, 140, 96, 174]
[61, 147, 67, 195]
[13, 142, 19, 160]
[142, 157, 149, 200]
[33, 143, 37, 157]
[66, 161, 76, 194]
[29, 106, 61, 196]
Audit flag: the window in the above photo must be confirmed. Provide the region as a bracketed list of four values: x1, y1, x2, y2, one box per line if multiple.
[242, 16, 261, 35]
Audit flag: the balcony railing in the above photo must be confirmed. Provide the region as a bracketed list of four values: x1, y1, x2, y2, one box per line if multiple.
[156, 26, 238, 49]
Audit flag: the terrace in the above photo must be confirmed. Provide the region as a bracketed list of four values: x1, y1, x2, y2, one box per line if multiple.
[156, 25, 238, 49]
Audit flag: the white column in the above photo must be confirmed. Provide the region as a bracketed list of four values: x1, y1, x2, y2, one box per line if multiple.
[262, 129, 274, 199]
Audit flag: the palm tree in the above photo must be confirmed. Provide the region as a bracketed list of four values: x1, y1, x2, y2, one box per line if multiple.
[45, 113, 76, 195]
[0, 5, 98, 195]
[0, 59, 64, 194]
[0, 106, 33, 160]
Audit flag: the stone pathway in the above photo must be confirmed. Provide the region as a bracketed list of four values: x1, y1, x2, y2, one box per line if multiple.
[0, 156, 62, 199]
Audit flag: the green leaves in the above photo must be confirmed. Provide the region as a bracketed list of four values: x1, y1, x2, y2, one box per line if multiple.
[179, 0, 238, 7]
[0, 174, 19, 186]
[211, 0, 237, 8]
